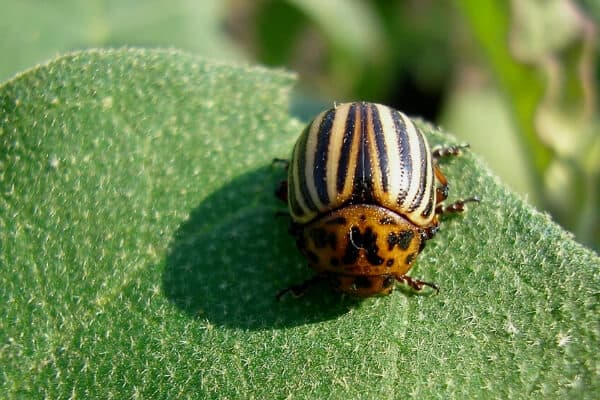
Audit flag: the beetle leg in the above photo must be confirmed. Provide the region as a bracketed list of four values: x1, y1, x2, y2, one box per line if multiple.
[432, 149, 480, 215]
[436, 196, 480, 215]
[433, 144, 470, 202]
[432, 144, 469, 161]
[276, 275, 323, 301]
[421, 224, 440, 241]
[275, 180, 288, 202]
[434, 165, 449, 203]
[395, 274, 439, 294]
[273, 158, 289, 202]
[418, 221, 440, 253]
[272, 158, 290, 169]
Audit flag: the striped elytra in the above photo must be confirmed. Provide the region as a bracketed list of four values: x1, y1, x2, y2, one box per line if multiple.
[276, 102, 478, 298]
[288, 102, 435, 227]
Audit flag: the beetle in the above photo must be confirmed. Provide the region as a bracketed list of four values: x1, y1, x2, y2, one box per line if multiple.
[275, 102, 479, 299]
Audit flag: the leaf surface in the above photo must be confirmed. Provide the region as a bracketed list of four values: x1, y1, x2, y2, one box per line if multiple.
[1, 49, 598, 399]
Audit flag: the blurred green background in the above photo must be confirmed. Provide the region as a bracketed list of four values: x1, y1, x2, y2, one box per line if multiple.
[1, 0, 598, 250]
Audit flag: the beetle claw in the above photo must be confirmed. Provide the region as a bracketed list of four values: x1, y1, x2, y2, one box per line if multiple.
[397, 275, 440, 294]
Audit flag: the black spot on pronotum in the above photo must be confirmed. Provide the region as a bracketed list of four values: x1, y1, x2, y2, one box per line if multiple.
[387, 233, 396, 251]
[386, 259, 394, 267]
[405, 253, 416, 265]
[326, 216, 347, 225]
[309, 228, 337, 250]
[363, 228, 384, 266]
[397, 230, 414, 250]
[328, 233, 337, 250]
[309, 228, 328, 248]
[354, 276, 372, 289]
[387, 230, 414, 251]
[342, 226, 384, 266]
[306, 250, 319, 264]
[342, 227, 361, 265]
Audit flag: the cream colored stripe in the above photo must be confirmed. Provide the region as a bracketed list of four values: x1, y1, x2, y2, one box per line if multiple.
[340, 105, 361, 200]
[376, 105, 401, 202]
[326, 104, 351, 202]
[366, 105, 380, 195]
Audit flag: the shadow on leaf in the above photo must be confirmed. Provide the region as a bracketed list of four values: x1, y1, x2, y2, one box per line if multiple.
[162, 165, 360, 330]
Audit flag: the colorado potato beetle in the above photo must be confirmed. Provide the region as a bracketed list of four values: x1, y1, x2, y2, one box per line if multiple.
[275, 102, 479, 299]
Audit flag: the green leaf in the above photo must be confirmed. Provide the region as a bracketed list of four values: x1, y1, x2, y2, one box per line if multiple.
[1, 49, 598, 398]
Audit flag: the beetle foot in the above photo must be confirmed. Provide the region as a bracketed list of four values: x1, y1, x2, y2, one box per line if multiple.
[436, 196, 480, 214]
[396, 274, 440, 294]
[432, 144, 470, 160]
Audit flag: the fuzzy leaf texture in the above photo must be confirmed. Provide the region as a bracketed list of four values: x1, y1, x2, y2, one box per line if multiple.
[0, 49, 598, 399]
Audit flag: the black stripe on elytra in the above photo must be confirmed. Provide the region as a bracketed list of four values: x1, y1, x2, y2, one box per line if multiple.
[296, 125, 318, 212]
[421, 178, 435, 217]
[409, 124, 428, 212]
[336, 103, 357, 193]
[352, 103, 374, 203]
[313, 109, 335, 205]
[288, 158, 306, 218]
[370, 104, 389, 192]
[392, 111, 411, 205]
